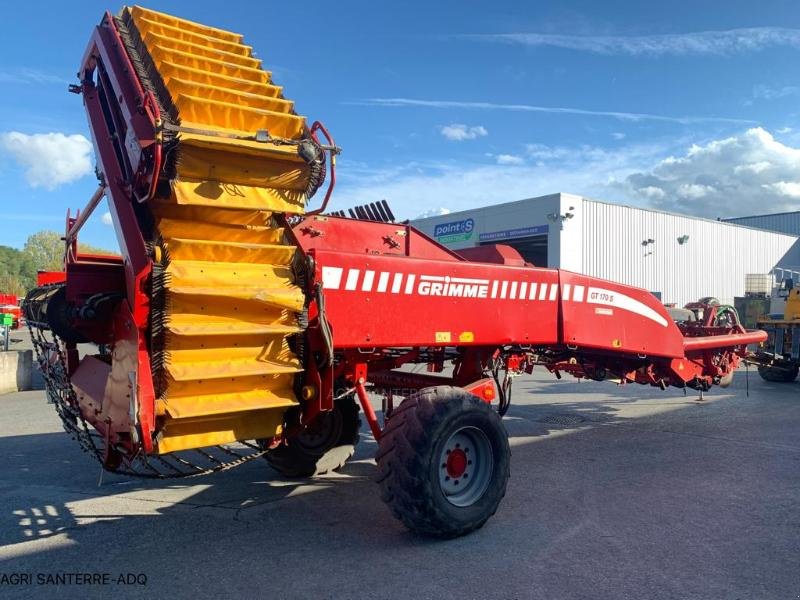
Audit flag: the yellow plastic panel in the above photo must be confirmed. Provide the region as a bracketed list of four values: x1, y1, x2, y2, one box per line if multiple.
[155, 218, 284, 244]
[141, 30, 261, 68]
[168, 322, 300, 337]
[165, 238, 295, 264]
[165, 78, 293, 113]
[164, 390, 295, 419]
[166, 294, 296, 329]
[173, 94, 304, 139]
[147, 44, 269, 83]
[168, 285, 304, 312]
[156, 61, 283, 97]
[157, 410, 286, 454]
[131, 5, 244, 44]
[166, 358, 301, 382]
[173, 148, 308, 200]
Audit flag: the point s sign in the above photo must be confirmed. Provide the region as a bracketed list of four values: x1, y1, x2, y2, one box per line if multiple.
[433, 218, 474, 244]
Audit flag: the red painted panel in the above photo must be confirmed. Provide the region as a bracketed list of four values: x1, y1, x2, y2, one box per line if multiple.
[313, 250, 560, 348]
[559, 271, 685, 358]
[294, 215, 462, 262]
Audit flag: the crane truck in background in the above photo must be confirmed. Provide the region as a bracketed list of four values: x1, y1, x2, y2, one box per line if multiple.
[23, 5, 766, 537]
[753, 283, 800, 382]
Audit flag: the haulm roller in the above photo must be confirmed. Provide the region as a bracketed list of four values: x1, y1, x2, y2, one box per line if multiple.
[25, 5, 766, 537]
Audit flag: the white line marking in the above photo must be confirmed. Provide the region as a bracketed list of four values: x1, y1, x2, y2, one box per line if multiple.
[573, 285, 585, 302]
[491, 281, 498, 298]
[345, 269, 360, 291]
[361, 270, 375, 292]
[549, 284, 558, 301]
[563, 284, 571, 301]
[586, 286, 668, 327]
[391, 273, 403, 293]
[321, 266, 343, 290]
[510, 281, 518, 299]
[529, 283, 538, 300]
[519, 282, 527, 300]
[404, 274, 416, 294]
[377, 272, 390, 293]
[539, 284, 547, 300]
[500, 281, 508, 299]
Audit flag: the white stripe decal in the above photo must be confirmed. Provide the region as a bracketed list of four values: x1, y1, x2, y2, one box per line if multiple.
[549, 284, 558, 301]
[404, 274, 416, 294]
[563, 284, 571, 301]
[500, 281, 508, 299]
[573, 285, 585, 302]
[345, 269, 360, 291]
[519, 282, 527, 300]
[391, 273, 403, 293]
[361, 270, 375, 292]
[490, 281, 498, 298]
[538, 284, 547, 300]
[510, 281, 518, 300]
[529, 283, 538, 300]
[321, 266, 343, 290]
[587, 286, 668, 327]
[377, 272, 390, 293]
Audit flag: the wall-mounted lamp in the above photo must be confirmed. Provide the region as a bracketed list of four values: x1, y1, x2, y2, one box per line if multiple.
[546, 206, 575, 229]
[677, 234, 690, 245]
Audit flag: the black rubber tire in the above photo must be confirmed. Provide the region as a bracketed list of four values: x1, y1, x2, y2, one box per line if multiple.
[758, 364, 800, 383]
[266, 396, 360, 477]
[376, 386, 510, 538]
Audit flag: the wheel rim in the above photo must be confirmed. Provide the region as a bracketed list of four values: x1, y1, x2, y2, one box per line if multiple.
[295, 409, 343, 454]
[438, 426, 493, 507]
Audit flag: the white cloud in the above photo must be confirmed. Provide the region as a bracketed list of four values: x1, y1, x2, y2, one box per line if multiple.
[752, 84, 800, 100]
[356, 98, 754, 125]
[101, 211, 113, 226]
[496, 154, 524, 165]
[440, 124, 488, 141]
[678, 183, 715, 198]
[0, 68, 69, 85]
[622, 127, 800, 217]
[464, 27, 800, 56]
[763, 181, 800, 198]
[416, 207, 452, 219]
[334, 141, 672, 221]
[612, 132, 626, 140]
[636, 186, 666, 200]
[0, 132, 93, 190]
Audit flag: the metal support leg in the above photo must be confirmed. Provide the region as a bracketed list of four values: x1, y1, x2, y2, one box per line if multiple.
[354, 378, 382, 441]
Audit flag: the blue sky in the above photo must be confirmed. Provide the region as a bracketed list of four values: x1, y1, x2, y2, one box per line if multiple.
[2, 0, 800, 250]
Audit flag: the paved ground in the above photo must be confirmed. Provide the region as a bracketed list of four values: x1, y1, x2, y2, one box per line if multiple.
[0, 357, 798, 599]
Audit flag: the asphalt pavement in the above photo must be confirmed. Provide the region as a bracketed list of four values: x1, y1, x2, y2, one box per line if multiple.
[0, 354, 798, 599]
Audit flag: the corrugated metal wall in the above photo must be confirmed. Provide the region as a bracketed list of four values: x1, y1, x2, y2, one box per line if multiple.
[578, 199, 798, 306]
[723, 212, 800, 270]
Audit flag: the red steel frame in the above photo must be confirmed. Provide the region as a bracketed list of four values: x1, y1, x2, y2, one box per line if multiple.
[49, 11, 766, 465]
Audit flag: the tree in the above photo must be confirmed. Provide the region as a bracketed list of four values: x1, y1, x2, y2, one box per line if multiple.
[0, 231, 118, 295]
[23, 231, 64, 272]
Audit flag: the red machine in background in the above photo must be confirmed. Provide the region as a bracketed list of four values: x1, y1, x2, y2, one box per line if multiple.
[0, 294, 22, 329]
[23, 5, 765, 538]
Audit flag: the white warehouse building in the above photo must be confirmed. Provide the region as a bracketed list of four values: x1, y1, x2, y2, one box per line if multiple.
[410, 193, 798, 307]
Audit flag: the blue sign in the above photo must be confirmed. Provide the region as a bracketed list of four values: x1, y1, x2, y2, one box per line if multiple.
[434, 218, 475, 243]
[479, 224, 549, 242]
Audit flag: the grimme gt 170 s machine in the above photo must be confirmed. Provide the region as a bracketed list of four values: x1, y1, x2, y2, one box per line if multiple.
[24, 6, 766, 537]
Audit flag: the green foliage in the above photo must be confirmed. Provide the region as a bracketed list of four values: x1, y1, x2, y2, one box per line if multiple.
[0, 245, 35, 295]
[0, 231, 116, 296]
[23, 231, 64, 273]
